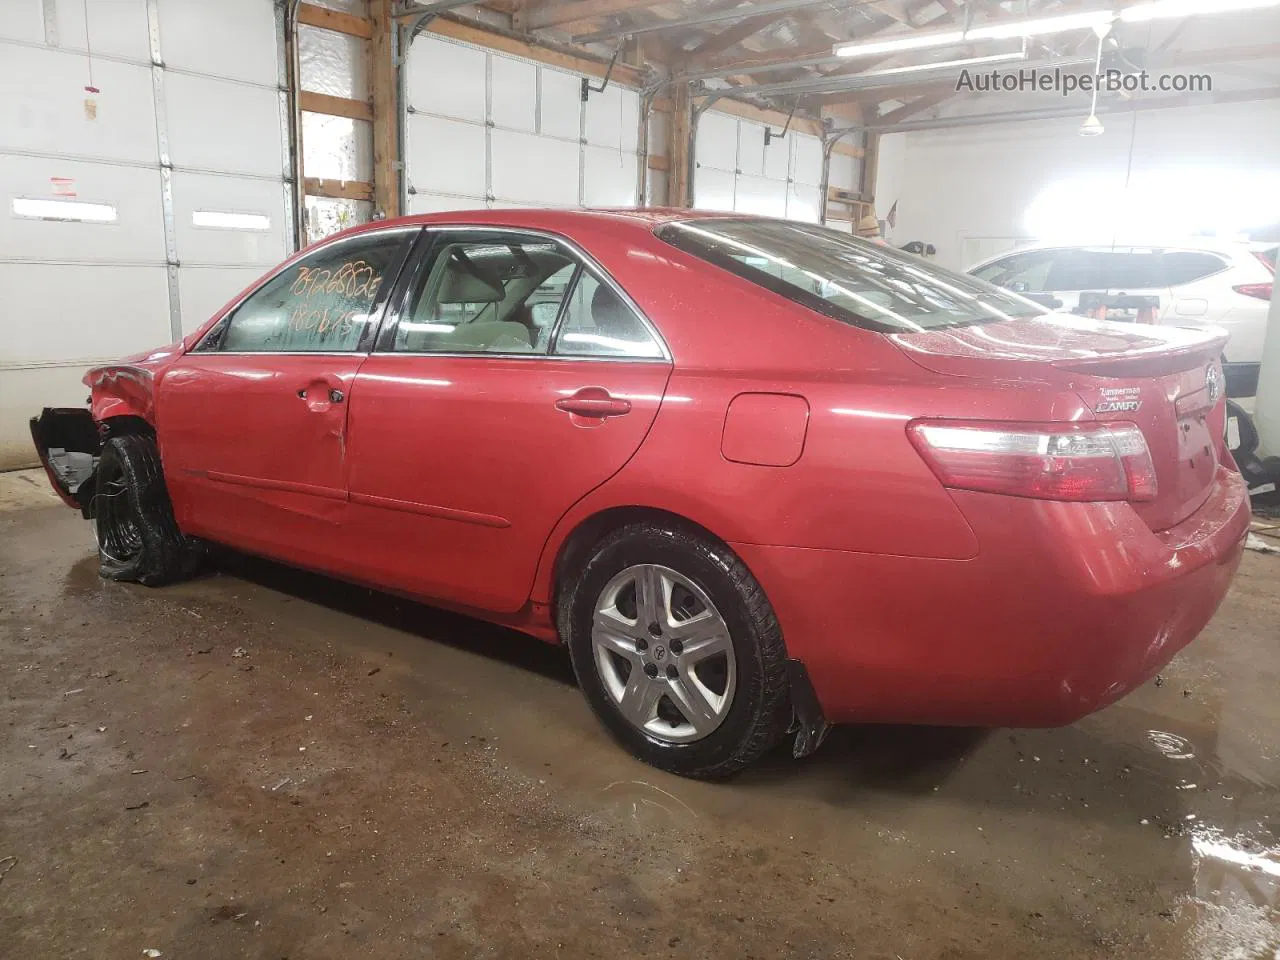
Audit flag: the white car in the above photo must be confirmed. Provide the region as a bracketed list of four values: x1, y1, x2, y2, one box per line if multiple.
[968, 240, 1276, 398]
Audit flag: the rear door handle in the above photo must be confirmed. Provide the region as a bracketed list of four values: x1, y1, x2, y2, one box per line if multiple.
[555, 390, 631, 418]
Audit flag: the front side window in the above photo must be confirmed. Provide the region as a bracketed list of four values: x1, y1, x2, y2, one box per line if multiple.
[1044, 249, 1164, 291]
[971, 250, 1058, 293]
[658, 218, 1042, 333]
[393, 235, 577, 355]
[205, 231, 410, 352]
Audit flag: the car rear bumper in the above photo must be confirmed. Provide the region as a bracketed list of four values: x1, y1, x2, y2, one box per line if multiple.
[732, 464, 1250, 727]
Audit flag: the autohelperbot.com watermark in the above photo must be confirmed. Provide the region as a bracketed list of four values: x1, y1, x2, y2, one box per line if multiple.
[956, 67, 1213, 96]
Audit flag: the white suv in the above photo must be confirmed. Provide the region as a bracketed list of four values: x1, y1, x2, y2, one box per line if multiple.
[968, 241, 1276, 398]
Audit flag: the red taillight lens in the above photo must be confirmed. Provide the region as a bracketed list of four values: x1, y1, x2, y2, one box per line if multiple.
[1234, 282, 1273, 301]
[908, 420, 1157, 502]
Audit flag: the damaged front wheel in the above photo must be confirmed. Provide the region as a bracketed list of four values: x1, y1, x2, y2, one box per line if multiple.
[93, 435, 201, 586]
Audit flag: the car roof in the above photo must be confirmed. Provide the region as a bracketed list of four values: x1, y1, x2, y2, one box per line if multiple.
[331, 207, 749, 240]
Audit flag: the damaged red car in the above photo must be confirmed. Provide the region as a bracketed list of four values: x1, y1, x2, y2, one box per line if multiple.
[31, 210, 1251, 778]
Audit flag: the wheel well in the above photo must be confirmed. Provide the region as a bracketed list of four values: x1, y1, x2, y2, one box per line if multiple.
[100, 415, 155, 440]
[551, 506, 729, 628]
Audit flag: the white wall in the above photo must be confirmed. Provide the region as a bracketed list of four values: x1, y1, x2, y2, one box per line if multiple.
[874, 100, 1280, 271]
[0, 0, 290, 469]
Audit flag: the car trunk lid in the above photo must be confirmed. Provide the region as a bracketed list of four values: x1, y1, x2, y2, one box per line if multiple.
[892, 314, 1228, 532]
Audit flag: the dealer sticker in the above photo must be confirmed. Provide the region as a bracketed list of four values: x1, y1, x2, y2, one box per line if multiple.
[1094, 386, 1142, 414]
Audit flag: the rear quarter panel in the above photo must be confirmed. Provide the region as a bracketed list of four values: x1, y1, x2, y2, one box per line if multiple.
[528, 229, 1093, 606]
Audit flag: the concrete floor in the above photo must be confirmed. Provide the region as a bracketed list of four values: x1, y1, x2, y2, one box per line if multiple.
[2, 477, 1279, 960]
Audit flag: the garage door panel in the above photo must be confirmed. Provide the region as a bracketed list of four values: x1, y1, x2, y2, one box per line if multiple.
[2, 262, 171, 366]
[0, 48, 157, 163]
[738, 122, 766, 178]
[792, 134, 823, 185]
[763, 133, 791, 180]
[735, 175, 788, 218]
[177, 265, 269, 336]
[538, 67, 582, 140]
[410, 37, 487, 122]
[409, 192, 485, 214]
[56, 0, 150, 62]
[585, 83, 626, 150]
[0, 2, 44, 43]
[159, 0, 278, 86]
[583, 146, 637, 207]
[697, 112, 738, 172]
[408, 114, 486, 198]
[492, 130, 579, 205]
[171, 171, 287, 266]
[693, 167, 735, 212]
[165, 72, 283, 177]
[491, 56, 536, 133]
[1, 155, 164, 262]
[787, 184, 822, 223]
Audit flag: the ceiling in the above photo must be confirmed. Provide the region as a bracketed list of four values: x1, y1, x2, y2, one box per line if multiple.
[407, 0, 1280, 130]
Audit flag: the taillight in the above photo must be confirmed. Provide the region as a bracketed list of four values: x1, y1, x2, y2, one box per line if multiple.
[908, 420, 1157, 502]
[1234, 282, 1273, 301]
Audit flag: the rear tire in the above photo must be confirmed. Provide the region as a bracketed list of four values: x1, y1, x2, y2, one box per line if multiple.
[562, 522, 791, 779]
[93, 435, 201, 586]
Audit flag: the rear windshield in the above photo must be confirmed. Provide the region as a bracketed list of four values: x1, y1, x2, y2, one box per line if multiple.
[656, 218, 1044, 333]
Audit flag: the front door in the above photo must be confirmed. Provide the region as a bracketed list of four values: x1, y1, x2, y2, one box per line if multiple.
[158, 227, 417, 567]
[343, 229, 672, 613]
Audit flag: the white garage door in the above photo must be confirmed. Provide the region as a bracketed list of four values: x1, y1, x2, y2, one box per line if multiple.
[405, 35, 641, 213]
[0, 0, 292, 469]
[693, 111, 823, 223]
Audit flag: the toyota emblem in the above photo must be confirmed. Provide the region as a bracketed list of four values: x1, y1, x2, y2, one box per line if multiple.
[1205, 363, 1221, 405]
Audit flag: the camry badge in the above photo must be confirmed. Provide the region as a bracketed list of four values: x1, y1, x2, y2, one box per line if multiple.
[1205, 364, 1221, 405]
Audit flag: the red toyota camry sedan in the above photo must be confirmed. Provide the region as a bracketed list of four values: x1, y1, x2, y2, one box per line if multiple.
[31, 209, 1250, 778]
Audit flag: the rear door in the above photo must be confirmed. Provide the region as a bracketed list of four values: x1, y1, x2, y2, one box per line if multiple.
[157, 227, 416, 563]
[343, 228, 672, 612]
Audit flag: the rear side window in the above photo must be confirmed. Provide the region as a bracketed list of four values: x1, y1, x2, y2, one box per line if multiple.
[658, 218, 1042, 333]
[1045, 249, 1164, 291]
[1162, 251, 1228, 286]
[552, 272, 663, 358]
[204, 231, 410, 352]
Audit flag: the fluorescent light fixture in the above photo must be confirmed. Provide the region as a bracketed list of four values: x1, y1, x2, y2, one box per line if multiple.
[192, 210, 271, 230]
[966, 10, 1115, 40]
[834, 29, 964, 58]
[859, 51, 1026, 79]
[1120, 0, 1280, 21]
[12, 197, 117, 223]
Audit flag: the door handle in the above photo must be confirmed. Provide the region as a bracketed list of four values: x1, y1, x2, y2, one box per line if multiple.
[555, 390, 631, 418]
[297, 386, 345, 406]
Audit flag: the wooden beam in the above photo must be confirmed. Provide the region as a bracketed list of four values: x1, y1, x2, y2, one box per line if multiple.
[831, 141, 864, 159]
[529, 0, 664, 31]
[860, 132, 879, 203]
[646, 154, 670, 171]
[876, 91, 953, 125]
[369, 0, 399, 217]
[299, 90, 373, 121]
[305, 177, 375, 202]
[298, 2, 373, 39]
[426, 18, 645, 86]
[668, 82, 692, 207]
[684, 12, 778, 62]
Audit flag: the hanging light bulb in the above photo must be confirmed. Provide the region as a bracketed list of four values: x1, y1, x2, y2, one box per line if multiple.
[1079, 20, 1111, 137]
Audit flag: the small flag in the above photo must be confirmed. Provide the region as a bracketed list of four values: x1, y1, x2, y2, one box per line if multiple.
[887, 200, 898, 229]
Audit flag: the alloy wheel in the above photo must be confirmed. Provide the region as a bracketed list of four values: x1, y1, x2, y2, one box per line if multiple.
[591, 563, 736, 743]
